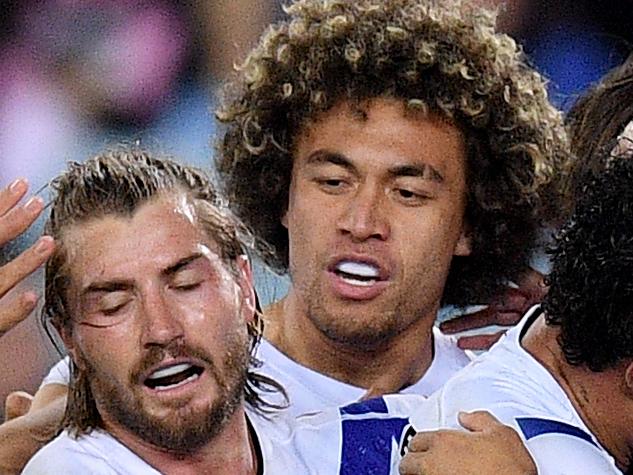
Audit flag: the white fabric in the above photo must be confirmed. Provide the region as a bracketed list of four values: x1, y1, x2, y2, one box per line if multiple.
[40, 326, 472, 419]
[254, 325, 472, 417]
[22, 411, 311, 474]
[409, 306, 621, 474]
[39, 357, 70, 389]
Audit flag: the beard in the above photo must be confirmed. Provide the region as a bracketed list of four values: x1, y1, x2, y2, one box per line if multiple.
[79, 333, 249, 455]
[302, 283, 412, 350]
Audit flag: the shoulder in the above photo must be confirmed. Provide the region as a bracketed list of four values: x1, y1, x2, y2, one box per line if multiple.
[23, 429, 159, 475]
[23, 431, 115, 475]
[516, 418, 620, 475]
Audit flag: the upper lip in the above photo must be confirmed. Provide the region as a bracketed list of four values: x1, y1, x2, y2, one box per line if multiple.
[327, 254, 391, 280]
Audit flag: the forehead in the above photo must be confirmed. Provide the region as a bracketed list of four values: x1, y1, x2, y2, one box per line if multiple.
[63, 195, 223, 284]
[294, 97, 466, 173]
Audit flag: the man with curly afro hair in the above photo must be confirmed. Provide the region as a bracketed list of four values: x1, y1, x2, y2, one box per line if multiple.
[216, 0, 568, 414]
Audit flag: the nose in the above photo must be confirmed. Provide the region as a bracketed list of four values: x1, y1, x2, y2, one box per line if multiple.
[140, 287, 184, 348]
[337, 183, 390, 242]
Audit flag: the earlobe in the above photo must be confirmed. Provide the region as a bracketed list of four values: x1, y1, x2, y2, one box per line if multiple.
[454, 226, 472, 257]
[624, 363, 633, 397]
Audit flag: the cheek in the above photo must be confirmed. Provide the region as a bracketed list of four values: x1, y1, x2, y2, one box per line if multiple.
[75, 328, 137, 375]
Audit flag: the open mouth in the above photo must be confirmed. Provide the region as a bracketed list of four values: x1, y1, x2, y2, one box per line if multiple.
[144, 363, 204, 391]
[333, 261, 381, 287]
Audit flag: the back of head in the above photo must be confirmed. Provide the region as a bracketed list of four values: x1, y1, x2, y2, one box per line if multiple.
[544, 154, 633, 371]
[217, 0, 569, 306]
[565, 53, 633, 215]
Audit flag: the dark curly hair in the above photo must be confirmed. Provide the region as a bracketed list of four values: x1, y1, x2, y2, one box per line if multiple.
[565, 53, 633, 218]
[42, 149, 285, 435]
[216, 0, 569, 307]
[543, 156, 633, 371]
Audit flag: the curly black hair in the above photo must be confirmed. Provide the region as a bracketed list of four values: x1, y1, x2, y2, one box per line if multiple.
[217, 0, 569, 306]
[543, 155, 633, 371]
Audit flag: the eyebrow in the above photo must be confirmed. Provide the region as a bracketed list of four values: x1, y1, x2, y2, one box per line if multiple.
[388, 164, 444, 183]
[162, 253, 205, 277]
[305, 149, 444, 183]
[80, 253, 205, 297]
[305, 150, 358, 175]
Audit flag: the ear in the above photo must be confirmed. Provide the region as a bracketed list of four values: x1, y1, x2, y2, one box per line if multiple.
[454, 221, 472, 257]
[625, 361, 633, 398]
[281, 208, 289, 229]
[235, 254, 256, 324]
[58, 325, 85, 371]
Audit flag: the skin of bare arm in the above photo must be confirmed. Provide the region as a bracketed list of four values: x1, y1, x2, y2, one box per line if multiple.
[0, 393, 66, 475]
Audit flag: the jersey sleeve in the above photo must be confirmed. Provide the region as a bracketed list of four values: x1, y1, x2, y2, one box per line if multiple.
[515, 417, 622, 475]
[39, 357, 71, 389]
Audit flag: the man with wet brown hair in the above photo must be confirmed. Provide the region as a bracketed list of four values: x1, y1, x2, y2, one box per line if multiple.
[21, 150, 309, 474]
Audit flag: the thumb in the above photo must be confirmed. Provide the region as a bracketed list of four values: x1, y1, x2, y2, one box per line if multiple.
[4, 390, 34, 421]
[457, 410, 501, 432]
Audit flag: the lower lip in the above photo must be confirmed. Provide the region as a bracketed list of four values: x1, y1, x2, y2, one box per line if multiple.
[327, 271, 389, 300]
[142, 369, 207, 399]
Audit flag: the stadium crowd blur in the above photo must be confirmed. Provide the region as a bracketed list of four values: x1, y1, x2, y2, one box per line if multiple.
[0, 0, 632, 420]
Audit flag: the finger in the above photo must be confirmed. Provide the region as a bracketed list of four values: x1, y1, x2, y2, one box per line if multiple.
[440, 306, 497, 333]
[0, 236, 55, 298]
[456, 330, 506, 351]
[0, 196, 45, 244]
[4, 391, 34, 421]
[399, 452, 428, 474]
[457, 410, 501, 432]
[407, 431, 434, 452]
[0, 179, 28, 217]
[0, 291, 38, 337]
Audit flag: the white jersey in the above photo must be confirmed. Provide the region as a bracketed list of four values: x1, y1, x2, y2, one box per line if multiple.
[40, 326, 471, 418]
[332, 307, 620, 474]
[254, 325, 471, 417]
[22, 410, 310, 475]
[416, 306, 621, 474]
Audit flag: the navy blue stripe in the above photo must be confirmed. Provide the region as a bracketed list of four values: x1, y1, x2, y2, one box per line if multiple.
[339, 417, 410, 475]
[340, 397, 388, 415]
[516, 417, 597, 447]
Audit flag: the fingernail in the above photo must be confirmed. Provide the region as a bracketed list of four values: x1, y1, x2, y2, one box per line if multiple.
[24, 197, 43, 213]
[35, 236, 54, 254]
[9, 179, 27, 195]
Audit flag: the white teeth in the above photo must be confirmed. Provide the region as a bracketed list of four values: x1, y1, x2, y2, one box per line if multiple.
[154, 373, 199, 391]
[148, 363, 192, 380]
[337, 261, 379, 278]
[340, 276, 374, 286]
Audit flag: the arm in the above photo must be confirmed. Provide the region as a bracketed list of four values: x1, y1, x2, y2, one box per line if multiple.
[440, 268, 547, 350]
[0, 393, 66, 475]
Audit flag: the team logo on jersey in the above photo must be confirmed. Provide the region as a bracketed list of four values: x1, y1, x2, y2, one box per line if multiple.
[399, 424, 417, 456]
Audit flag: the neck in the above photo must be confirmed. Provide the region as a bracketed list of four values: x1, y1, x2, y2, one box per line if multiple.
[523, 316, 633, 470]
[104, 407, 258, 475]
[263, 292, 436, 391]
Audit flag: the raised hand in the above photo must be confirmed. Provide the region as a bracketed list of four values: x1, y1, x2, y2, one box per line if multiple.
[0, 179, 55, 338]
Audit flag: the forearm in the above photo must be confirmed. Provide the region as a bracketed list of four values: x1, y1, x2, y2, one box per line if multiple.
[0, 395, 65, 474]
